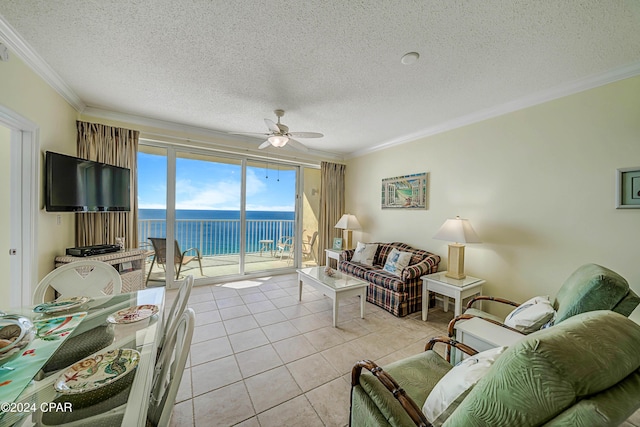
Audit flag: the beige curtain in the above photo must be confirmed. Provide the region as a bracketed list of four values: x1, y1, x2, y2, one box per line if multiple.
[75, 121, 139, 249]
[318, 161, 345, 265]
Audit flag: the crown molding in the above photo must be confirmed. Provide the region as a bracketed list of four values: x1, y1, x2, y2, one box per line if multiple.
[82, 106, 242, 141]
[82, 106, 345, 162]
[349, 60, 640, 158]
[0, 15, 86, 112]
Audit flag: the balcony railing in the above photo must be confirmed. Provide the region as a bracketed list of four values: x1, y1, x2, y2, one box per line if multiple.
[138, 219, 296, 256]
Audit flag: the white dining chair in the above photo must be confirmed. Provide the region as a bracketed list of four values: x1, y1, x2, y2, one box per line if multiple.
[148, 307, 195, 426]
[159, 275, 193, 350]
[33, 260, 123, 304]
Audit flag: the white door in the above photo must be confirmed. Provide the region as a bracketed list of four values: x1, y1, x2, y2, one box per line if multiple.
[0, 105, 38, 307]
[0, 124, 11, 305]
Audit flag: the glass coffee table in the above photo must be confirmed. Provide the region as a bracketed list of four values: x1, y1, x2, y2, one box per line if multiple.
[297, 267, 368, 327]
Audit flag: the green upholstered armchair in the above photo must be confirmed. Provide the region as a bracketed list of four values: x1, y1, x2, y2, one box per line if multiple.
[447, 263, 640, 343]
[350, 310, 640, 427]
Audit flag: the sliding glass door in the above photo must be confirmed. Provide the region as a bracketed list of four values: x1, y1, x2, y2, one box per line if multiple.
[139, 143, 309, 286]
[174, 152, 242, 280]
[244, 160, 297, 273]
[137, 145, 168, 286]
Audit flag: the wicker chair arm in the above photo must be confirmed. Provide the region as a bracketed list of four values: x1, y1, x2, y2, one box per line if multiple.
[445, 315, 523, 360]
[448, 314, 523, 337]
[424, 336, 479, 357]
[444, 315, 522, 362]
[465, 295, 520, 310]
[351, 360, 432, 427]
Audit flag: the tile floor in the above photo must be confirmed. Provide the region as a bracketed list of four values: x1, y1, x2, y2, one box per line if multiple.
[166, 273, 640, 427]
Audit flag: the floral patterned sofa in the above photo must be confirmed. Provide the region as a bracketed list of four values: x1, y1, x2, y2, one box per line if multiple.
[339, 242, 441, 317]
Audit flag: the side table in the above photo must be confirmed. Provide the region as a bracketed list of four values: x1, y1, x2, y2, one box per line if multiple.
[259, 239, 274, 257]
[421, 271, 485, 321]
[325, 248, 343, 269]
[453, 316, 524, 363]
[55, 249, 148, 292]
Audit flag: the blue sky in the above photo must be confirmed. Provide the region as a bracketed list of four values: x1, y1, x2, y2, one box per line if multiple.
[137, 152, 296, 211]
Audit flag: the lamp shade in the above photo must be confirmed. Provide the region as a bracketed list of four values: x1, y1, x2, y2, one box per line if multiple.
[433, 216, 481, 243]
[334, 214, 361, 230]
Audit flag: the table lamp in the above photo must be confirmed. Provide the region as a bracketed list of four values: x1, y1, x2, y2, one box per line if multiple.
[433, 216, 481, 279]
[334, 214, 361, 250]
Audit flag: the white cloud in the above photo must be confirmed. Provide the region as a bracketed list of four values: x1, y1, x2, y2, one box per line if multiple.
[140, 168, 292, 211]
[246, 203, 295, 211]
[174, 168, 280, 210]
[138, 202, 167, 209]
[246, 168, 267, 196]
[176, 177, 241, 210]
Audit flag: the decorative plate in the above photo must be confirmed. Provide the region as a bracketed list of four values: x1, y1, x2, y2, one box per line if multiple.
[106, 304, 158, 324]
[33, 296, 90, 314]
[54, 348, 140, 395]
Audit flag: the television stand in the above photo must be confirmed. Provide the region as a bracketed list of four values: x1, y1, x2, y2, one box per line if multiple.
[55, 248, 148, 292]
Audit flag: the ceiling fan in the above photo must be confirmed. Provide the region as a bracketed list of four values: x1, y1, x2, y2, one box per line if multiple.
[229, 109, 323, 151]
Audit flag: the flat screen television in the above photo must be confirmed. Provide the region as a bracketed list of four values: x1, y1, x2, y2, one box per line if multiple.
[45, 151, 131, 212]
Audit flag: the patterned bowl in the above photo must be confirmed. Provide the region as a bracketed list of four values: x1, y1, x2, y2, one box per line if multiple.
[0, 316, 35, 364]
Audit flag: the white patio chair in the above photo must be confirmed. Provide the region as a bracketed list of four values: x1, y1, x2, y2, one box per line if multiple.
[33, 260, 122, 304]
[276, 236, 295, 264]
[302, 231, 318, 262]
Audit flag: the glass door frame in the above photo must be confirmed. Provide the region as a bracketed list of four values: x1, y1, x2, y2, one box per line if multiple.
[140, 139, 313, 288]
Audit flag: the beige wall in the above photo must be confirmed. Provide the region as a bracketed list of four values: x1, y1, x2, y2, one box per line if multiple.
[346, 76, 640, 316]
[0, 49, 78, 284]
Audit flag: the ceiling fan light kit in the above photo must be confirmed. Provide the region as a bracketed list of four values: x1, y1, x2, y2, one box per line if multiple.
[229, 109, 323, 151]
[268, 135, 289, 147]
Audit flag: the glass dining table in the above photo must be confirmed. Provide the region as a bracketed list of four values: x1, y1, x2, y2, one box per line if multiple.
[0, 287, 165, 427]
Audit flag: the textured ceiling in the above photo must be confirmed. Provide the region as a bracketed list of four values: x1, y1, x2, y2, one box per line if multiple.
[1, 1, 640, 156]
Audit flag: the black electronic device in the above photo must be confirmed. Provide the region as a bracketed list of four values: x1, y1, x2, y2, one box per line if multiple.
[65, 244, 121, 257]
[45, 151, 131, 212]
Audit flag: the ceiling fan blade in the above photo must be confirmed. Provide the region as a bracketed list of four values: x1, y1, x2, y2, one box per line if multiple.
[288, 132, 323, 138]
[229, 131, 271, 137]
[258, 140, 272, 149]
[264, 119, 280, 133]
[285, 138, 309, 152]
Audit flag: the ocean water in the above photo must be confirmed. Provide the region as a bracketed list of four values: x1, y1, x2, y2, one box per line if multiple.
[139, 209, 294, 221]
[138, 209, 295, 256]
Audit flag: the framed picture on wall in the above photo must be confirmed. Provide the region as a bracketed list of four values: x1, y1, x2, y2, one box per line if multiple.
[616, 167, 640, 209]
[332, 237, 343, 250]
[381, 172, 428, 209]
